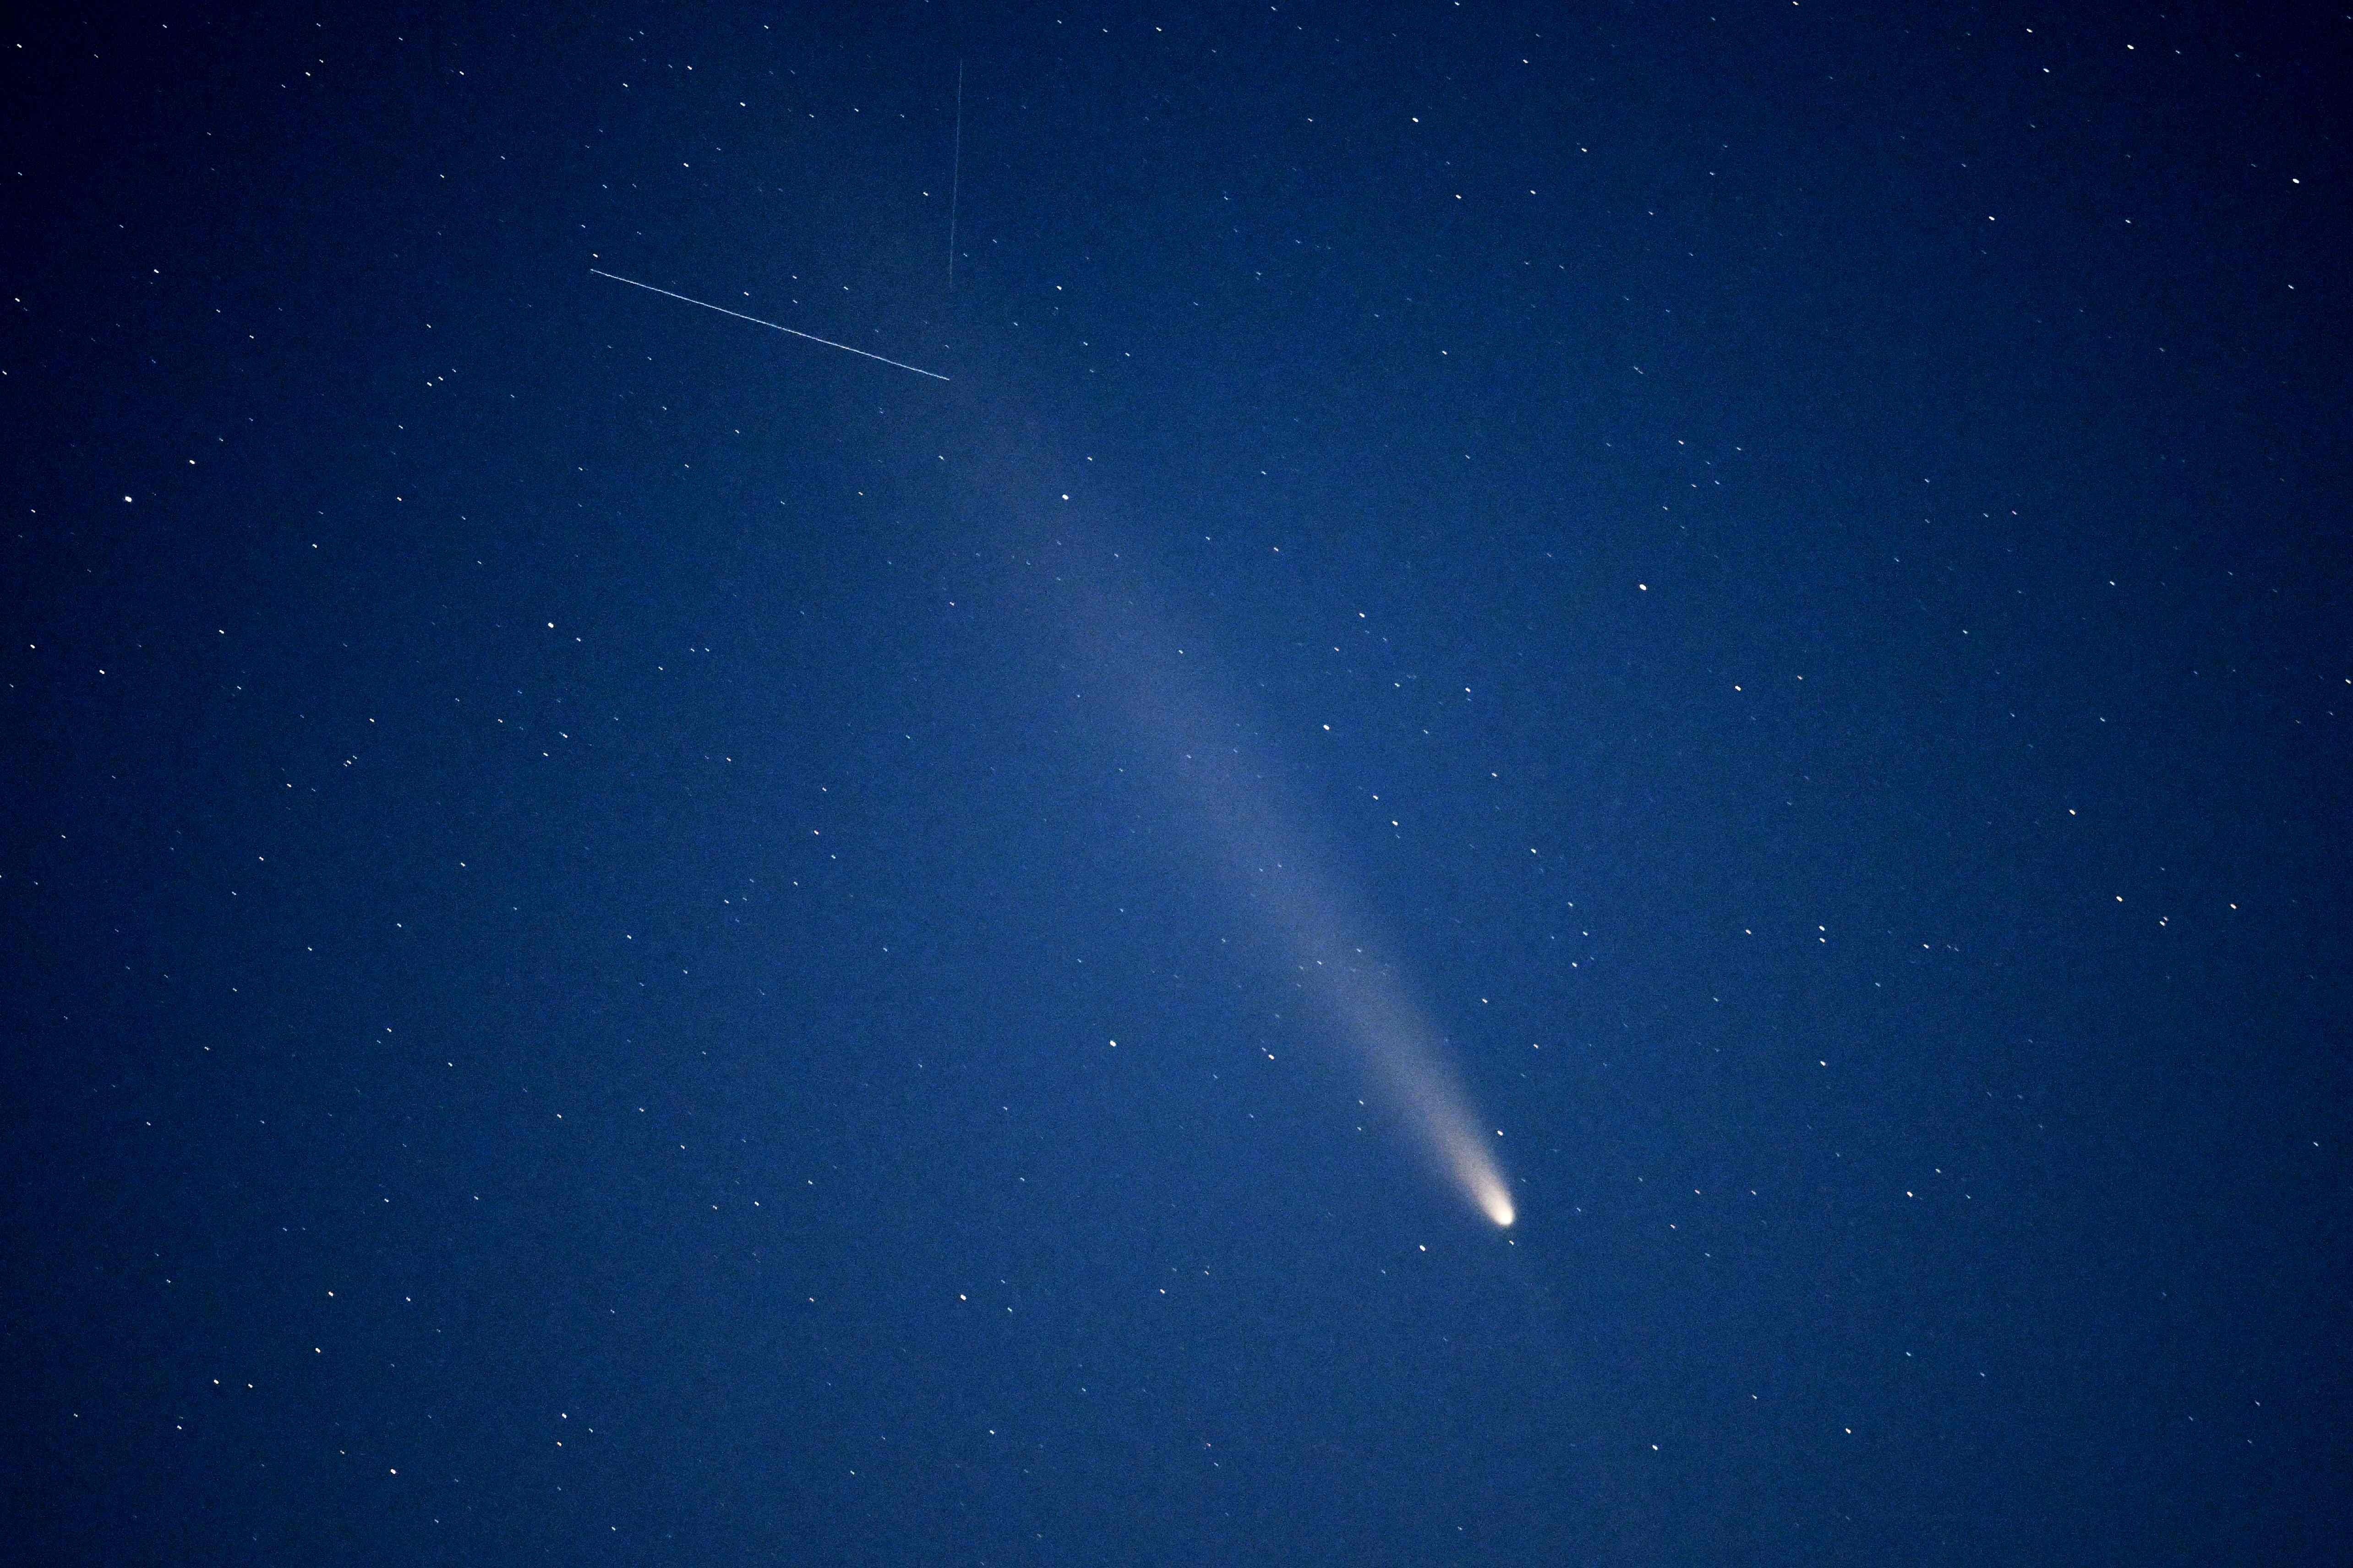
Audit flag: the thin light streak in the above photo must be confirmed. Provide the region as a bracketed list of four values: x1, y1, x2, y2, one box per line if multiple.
[948, 61, 963, 292]
[588, 268, 949, 381]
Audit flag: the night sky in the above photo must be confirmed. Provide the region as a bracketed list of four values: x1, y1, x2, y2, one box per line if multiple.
[7, 2, 2348, 1563]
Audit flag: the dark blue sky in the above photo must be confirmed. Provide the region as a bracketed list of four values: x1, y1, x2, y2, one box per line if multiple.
[7, 2, 2347, 1563]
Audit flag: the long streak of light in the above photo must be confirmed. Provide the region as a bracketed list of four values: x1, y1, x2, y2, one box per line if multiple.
[589, 268, 950, 381]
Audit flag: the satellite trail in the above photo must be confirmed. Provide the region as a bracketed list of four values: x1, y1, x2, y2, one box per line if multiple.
[948, 61, 964, 291]
[589, 268, 949, 381]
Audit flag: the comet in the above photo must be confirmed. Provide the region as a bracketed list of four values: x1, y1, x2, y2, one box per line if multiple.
[1087, 583, 1517, 1227]
[1321, 953, 1516, 1227]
